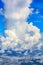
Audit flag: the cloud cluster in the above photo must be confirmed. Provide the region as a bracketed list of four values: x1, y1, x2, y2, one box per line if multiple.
[0, 0, 41, 53]
[0, 22, 41, 53]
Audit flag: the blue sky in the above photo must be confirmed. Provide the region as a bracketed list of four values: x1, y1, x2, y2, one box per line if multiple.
[0, 1, 43, 65]
[27, 0, 43, 32]
[0, 0, 5, 35]
[0, 0, 43, 35]
[0, 0, 43, 59]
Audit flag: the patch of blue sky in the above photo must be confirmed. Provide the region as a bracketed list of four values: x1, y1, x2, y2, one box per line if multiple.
[0, 0, 5, 35]
[30, 0, 43, 9]
[0, 14, 5, 35]
[27, 13, 43, 32]
[0, 0, 4, 9]
[28, 0, 43, 32]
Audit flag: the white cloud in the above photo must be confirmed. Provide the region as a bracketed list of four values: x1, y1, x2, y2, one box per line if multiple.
[0, 22, 41, 52]
[2, 0, 32, 20]
[0, 0, 41, 53]
[34, 9, 40, 14]
[37, 34, 43, 50]
[0, 8, 3, 15]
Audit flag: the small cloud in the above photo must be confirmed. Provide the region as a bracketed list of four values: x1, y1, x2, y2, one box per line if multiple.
[35, 10, 39, 14]
[0, 8, 4, 15]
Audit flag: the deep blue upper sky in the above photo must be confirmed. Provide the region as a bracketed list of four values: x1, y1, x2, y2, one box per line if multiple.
[28, 0, 43, 32]
[0, 0, 43, 35]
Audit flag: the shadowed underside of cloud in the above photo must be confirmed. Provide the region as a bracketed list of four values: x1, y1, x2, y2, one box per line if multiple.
[0, 0, 42, 54]
[0, 53, 43, 65]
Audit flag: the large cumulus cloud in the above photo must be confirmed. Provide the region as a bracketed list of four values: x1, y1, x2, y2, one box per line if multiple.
[0, 0, 41, 53]
[0, 23, 41, 53]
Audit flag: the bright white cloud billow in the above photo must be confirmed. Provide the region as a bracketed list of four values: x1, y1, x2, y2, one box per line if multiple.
[2, 0, 32, 20]
[0, 23, 41, 52]
[0, 0, 41, 53]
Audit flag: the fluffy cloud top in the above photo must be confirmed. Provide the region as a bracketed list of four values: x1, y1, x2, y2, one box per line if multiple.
[2, 0, 32, 20]
[0, 0, 41, 53]
[0, 22, 41, 52]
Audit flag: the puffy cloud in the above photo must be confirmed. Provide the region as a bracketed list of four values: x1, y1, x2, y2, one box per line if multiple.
[37, 34, 43, 50]
[2, 0, 32, 20]
[0, 0, 41, 53]
[0, 22, 41, 52]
